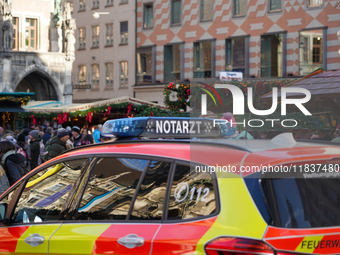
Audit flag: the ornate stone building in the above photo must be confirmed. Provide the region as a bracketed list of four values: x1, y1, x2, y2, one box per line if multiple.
[0, 0, 75, 104]
[71, 0, 136, 104]
[135, 0, 340, 105]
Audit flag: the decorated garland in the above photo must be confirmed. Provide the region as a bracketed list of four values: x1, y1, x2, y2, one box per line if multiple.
[18, 102, 150, 119]
[2, 112, 11, 123]
[0, 95, 31, 105]
[19, 101, 191, 120]
[163, 82, 190, 112]
[135, 106, 190, 117]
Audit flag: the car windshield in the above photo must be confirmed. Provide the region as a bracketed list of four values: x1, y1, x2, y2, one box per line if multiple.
[245, 163, 340, 228]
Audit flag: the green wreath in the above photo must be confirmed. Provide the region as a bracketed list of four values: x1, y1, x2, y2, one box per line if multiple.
[163, 82, 190, 112]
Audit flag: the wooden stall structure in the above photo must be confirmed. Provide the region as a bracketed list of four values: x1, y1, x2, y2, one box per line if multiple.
[0, 92, 35, 130]
[21, 96, 168, 130]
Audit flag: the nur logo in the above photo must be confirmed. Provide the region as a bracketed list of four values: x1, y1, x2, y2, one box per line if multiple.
[200, 84, 312, 116]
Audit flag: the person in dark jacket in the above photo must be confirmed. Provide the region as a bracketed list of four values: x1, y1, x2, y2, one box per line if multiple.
[0, 127, 4, 140]
[42, 127, 53, 146]
[4, 124, 13, 135]
[29, 130, 41, 170]
[0, 141, 26, 185]
[15, 134, 31, 172]
[0, 164, 9, 194]
[22, 128, 30, 145]
[77, 134, 94, 146]
[71, 126, 83, 147]
[48, 129, 69, 160]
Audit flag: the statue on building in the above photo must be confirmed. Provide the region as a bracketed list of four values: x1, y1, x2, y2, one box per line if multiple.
[3, 19, 13, 51]
[64, 3, 71, 27]
[33, 57, 43, 67]
[1, 0, 12, 18]
[65, 19, 75, 61]
[53, 0, 62, 27]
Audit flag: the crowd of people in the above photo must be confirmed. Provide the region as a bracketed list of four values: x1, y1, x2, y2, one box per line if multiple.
[0, 122, 111, 194]
[0, 114, 340, 194]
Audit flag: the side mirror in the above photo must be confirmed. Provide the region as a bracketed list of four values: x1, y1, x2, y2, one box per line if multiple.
[0, 202, 7, 221]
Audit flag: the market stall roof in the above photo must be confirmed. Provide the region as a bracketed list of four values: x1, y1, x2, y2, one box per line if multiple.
[25, 100, 63, 108]
[0, 103, 27, 112]
[262, 70, 340, 99]
[23, 96, 167, 113]
[0, 92, 35, 96]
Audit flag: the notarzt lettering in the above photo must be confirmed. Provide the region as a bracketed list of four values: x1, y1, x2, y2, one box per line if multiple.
[156, 120, 201, 134]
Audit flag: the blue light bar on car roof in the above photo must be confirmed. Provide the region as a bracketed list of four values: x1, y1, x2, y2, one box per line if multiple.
[101, 117, 231, 138]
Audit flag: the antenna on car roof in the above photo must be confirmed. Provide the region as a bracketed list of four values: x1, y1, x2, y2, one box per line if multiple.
[271, 133, 296, 147]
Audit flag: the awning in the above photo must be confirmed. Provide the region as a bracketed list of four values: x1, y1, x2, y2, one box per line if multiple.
[0, 101, 27, 112]
[262, 70, 340, 99]
[23, 96, 167, 113]
[0, 106, 26, 112]
[25, 101, 63, 108]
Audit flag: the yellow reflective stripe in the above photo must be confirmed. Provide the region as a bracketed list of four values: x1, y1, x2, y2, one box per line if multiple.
[15, 224, 61, 253]
[195, 174, 268, 254]
[295, 235, 324, 253]
[26, 164, 63, 188]
[49, 224, 110, 254]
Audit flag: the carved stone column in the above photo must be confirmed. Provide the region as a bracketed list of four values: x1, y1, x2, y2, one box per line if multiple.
[62, 2, 75, 105]
[0, 0, 13, 92]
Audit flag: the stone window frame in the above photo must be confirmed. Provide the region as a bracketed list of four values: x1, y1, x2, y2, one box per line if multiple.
[91, 25, 100, 48]
[105, 62, 114, 88]
[78, 27, 86, 49]
[79, 0, 86, 11]
[119, 61, 128, 88]
[91, 63, 100, 89]
[120, 21, 128, 45]
[105, 23, 113, 46]
[233, 0, 247, 17]
[171, 0, 182, 26]
[200, 0, 214, 22]
[143, 2, 154, 29]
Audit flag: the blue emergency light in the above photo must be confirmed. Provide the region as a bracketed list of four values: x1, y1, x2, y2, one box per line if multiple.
[101, 117, 235, 139]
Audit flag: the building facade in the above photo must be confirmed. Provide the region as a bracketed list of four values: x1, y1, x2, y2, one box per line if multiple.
[135, 0, 340, 105]
[0, 0, 74, 104]
[71, 0, 136, 103]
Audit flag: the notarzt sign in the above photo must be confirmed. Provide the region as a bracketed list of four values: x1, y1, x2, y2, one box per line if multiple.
[141, 119, 221, 138]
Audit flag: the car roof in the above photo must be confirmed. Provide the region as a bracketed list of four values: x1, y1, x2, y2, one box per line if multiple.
[61, 133, 340, 158]
[193, 138, 340, 153]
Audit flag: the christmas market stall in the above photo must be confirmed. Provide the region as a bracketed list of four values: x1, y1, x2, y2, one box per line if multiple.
[20, 96, 170, 129]
[0, 92, 34, 130]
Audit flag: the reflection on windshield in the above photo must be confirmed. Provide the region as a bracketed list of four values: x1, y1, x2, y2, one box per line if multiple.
[13, 159, 88, 223]
[76, 157, 146, 220]
[131, 161, 171, 220]
[168, 165, 216, 220]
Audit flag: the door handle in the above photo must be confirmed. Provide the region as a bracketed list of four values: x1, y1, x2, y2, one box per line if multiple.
[117, 234, 145, 249]
[24, 234, 44, 247]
